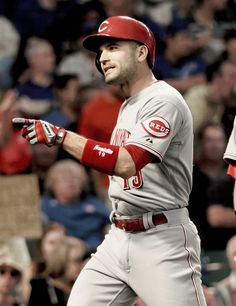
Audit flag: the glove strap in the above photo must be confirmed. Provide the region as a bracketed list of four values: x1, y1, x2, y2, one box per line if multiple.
[55, 128, 67, 145]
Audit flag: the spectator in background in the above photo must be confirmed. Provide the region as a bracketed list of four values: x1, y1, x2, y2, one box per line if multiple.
[28, 241, 68, 306]
[16, 37, 56, 118]
[188, 122, 234, 288]
[56, 83, 102, 162]
[0, 16, 20, 89]
[0, 89, 32, 175]
[55, 1, 105, 87]
[78, 85, 123, 207]
[216, 30, 236, 137]
[218, 28, 236, 64]
[78, 85, 122, 143]
[145, 0, 194, 29]
[42, 74, 80, 129]
[221, 0, 236, 21]
[188, 122, 228, 251]
[184, 59, 236, 133]
[63, 236, 87, 291]
[28, 233, 87, 306]
[0, 239, 30, 306]
[187, 0, 227, 64]
[39, 223, 67, 261]
[206, 172, 236, 250]
[154, 23, 207, 94]
[41, 159, 111, 251]
[25, 223, 67, 305]
[56, 42, 104, 89]
[45, 0, 107, 61]
[213, 235, 236, 306]
[31, 144, 59, 194]
[8, 0, 76, 40]
[56, 33, 104, 88]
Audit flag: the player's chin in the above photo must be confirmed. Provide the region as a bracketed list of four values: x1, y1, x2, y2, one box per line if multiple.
[105, 73, 121, 85]
[104, 70, 118, 83]
[105, 75, 117, 85]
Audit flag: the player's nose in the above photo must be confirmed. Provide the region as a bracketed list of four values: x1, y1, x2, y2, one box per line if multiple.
[99, 48, 110, 64]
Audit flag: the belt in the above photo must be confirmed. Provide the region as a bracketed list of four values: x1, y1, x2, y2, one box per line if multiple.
[113, 213, 168, 232]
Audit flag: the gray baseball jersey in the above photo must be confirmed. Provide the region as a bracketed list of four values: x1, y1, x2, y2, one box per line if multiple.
[109, 81, 193, 215]
[68, 81, 206, 306]
[224, 115, 236, 164]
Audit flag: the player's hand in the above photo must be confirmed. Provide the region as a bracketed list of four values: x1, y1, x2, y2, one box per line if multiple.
[12, 117, 67, 147]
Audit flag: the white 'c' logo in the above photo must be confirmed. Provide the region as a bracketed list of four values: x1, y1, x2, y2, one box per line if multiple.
[98, 21, 109, 33]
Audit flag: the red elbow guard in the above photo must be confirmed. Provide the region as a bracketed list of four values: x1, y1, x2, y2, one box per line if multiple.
[81, 139, 119, 175]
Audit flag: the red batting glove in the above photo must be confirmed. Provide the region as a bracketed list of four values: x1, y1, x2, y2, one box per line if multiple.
[12, 118, 67, 147]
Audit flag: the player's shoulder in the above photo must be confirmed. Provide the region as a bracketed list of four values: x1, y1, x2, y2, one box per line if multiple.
[153, 81, 185, 103]
[142, 81, 192, 124]
[143, 81, 188, 113]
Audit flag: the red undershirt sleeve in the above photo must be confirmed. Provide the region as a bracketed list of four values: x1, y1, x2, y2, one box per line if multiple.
[227, 164, 236, 179]
[124, 144, 154, 171]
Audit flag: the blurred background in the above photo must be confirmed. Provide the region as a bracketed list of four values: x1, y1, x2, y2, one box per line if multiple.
[0, 0, 236, 305]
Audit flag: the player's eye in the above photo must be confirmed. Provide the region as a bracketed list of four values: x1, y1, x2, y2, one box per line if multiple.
[107, 43, 119, 51]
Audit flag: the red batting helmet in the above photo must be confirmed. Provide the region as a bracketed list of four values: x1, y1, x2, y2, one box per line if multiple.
[83, 16, 156, 68]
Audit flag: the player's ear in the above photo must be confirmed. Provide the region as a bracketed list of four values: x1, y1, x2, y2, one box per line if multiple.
[136, 45, 148, 64]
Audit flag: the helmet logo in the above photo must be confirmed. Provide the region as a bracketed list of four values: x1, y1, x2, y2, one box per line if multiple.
[98, 20, 109, 33]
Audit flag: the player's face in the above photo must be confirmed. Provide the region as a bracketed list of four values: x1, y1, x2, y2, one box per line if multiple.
[98, 40, 139, 85]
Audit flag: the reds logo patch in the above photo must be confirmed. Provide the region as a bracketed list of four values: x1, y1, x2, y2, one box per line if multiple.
[141, 116, 170, 138]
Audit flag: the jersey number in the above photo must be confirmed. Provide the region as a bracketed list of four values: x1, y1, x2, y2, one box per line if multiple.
[123, 171, 143, 189]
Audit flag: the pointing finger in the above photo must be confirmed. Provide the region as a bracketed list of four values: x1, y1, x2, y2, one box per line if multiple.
[12, 117, 34, 129]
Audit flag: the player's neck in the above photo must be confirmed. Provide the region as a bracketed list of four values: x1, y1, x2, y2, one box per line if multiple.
[120, 71, 157, 98]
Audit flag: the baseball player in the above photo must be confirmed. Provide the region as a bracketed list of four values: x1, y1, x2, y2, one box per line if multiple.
[223, 115, 236, 217]
[13, 16, 207, 306]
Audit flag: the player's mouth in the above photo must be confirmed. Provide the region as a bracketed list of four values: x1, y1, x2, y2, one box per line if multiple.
[103, 66, 115, 74]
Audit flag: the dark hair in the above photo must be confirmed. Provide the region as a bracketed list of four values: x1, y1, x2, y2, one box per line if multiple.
[165, 23, 190, 38]
[197, 122, 225, 141]
[223, 28, 236, 43]
[53, 74, 78, 89]
[205, 60, 222, 82]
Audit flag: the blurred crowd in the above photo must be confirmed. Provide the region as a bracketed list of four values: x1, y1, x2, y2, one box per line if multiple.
[0, 0, 236, 305]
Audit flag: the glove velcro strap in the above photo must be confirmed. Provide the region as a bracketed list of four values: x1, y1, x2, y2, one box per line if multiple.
[81, 139, 119, 175]
[55, 128, 67, 145]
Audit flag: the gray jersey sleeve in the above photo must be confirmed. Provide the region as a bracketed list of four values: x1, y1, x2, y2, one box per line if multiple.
[125, 97, 184, 161]
[224, 116, 236, 164]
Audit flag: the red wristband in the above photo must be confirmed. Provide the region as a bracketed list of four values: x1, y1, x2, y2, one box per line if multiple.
[81, 139, 120, 175]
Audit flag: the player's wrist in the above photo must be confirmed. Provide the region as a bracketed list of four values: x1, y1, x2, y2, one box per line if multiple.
[55, 127, 67, 145]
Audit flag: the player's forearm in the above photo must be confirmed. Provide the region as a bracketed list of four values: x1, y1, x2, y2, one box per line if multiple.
[11, 118, 137, 179]
[63, 131, 87, 160]
[63, 131, 136, 179]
